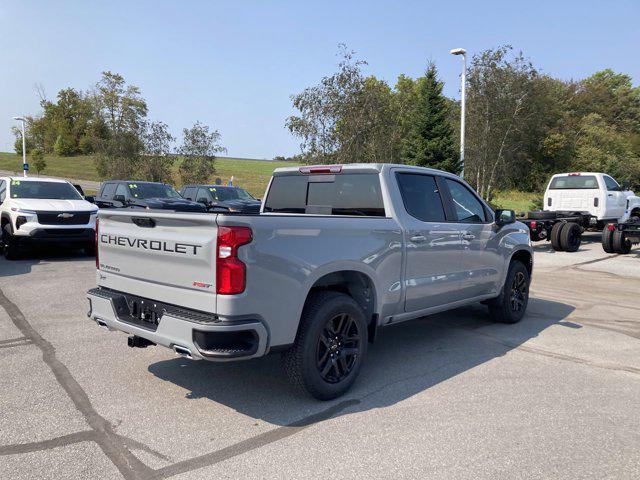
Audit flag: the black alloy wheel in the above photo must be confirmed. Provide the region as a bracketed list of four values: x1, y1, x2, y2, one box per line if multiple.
[316, 313, 362, 384]
[510, 271, 528, 314]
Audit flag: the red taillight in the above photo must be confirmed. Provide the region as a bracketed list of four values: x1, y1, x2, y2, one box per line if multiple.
[607, 223, 616, 232]
[216, 226, 252, 294]
[298, 165, 342, 175]
[530, 221, 537, 229]
[95, 218, 100, 269]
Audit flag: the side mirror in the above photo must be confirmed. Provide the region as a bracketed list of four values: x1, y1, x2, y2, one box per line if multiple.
[197, 197, 210, 205]
[113, 194, 126, 204]
[495, 209, 516, 227]
[85, 195, 95, 204]
[622, 180, 631, 191]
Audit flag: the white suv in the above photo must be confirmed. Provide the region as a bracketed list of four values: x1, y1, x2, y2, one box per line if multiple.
[0, 177, 98, 260]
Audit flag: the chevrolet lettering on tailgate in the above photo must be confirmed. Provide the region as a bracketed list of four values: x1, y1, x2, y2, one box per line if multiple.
[100, 234, 202, 255]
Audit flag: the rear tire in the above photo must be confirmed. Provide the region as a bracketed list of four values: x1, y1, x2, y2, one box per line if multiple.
[282, 291, 367, 400]
[560, 223, 582, 252]
[612, 230, 632, 254]
[488, 260, 530, 324]
[2, 224, 20, 260]
[550, 222, 565, 251]
[602, 227, 615, 253]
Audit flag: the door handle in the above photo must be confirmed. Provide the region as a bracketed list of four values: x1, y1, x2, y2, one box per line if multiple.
[461, 233, 476, 241]
[608, 194, 614, 197]
[410, 235, 427, 243]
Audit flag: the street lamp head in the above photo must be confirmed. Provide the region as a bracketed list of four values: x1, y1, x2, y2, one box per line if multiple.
[450, 48, 466, 56]
[13, 116, 26, 122]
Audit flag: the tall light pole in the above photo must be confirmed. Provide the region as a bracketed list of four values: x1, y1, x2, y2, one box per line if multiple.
[450, 48, 467, 179]
[13, 116, 28, 177]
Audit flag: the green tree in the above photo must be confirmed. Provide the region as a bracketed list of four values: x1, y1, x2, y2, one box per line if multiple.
[139, 121, 175, 183]
[92, 71, 148, 179]
[465, 46, 538, 198]
[399, 63, 459, 173]
[31, 149, 47, 175]
[574, 113, 640, 185]
[178, 121, 225, 184]
[287, 45, 401, 164]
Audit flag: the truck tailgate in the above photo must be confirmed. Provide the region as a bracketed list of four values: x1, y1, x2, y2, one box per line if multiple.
[96, 209, 218, 310]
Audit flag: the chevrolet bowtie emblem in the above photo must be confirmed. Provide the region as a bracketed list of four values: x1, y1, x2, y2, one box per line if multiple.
[57, 213, 75, 219]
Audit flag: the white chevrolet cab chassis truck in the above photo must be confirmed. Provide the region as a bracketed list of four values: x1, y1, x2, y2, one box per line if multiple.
[521, 172, 640, 252]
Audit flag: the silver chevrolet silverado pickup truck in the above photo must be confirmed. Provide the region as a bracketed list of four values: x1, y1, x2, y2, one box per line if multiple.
[87, 164, 533, 399]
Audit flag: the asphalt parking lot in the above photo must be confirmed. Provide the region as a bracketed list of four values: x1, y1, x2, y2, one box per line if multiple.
[1, 232, 639, 479]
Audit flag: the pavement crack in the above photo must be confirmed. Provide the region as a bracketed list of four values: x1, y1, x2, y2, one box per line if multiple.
[0, 431, 96, 455]
[0, 287, 154, 480]
[0, 336, 32, 349]
[149, 399, 360, 479]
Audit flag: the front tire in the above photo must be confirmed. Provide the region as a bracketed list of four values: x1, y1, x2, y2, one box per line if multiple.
[2, 224, 20, 260]
[488, 260, 530, 324]
[283, 291, 367, 400]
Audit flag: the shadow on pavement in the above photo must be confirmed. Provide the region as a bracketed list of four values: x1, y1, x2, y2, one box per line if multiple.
[0, 246, 92, 277]
[148, 297, 575, 427]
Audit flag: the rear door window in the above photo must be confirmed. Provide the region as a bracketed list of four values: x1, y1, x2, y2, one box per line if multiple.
[0, 180, 5, 202]
[549, 175, 599, 189]
[396, 173, 446, 222]
[264, 173, 385, 216]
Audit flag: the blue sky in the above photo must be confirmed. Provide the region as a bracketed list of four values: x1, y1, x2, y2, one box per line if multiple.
[1, 0, 638, 158]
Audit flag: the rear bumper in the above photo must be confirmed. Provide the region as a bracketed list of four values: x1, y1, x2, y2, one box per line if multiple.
[86, 287, 269, 361]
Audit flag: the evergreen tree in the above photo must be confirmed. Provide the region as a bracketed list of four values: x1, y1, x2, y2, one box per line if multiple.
[400, 63, 460, 173]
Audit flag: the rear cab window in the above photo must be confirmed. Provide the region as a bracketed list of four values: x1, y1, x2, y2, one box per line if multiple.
[264, 172, 385, 216]
[549, 175, 599, 189]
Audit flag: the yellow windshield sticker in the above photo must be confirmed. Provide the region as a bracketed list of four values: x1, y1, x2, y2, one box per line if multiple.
[129, 184, 138, 189]
[11, 180, 20, 186]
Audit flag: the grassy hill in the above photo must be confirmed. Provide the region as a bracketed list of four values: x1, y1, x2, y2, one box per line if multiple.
[0, 152, 294, 198]
[0, 152, 540, 211]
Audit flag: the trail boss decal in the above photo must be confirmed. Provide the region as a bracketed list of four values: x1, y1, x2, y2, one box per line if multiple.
[100, 234, 202, 255]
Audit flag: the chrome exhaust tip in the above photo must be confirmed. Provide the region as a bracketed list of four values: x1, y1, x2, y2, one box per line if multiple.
[173, 345, 193, 359]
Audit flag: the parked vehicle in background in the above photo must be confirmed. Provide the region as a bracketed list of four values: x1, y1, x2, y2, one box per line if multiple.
[95, 181, 206, 212]
[520, 172, 640, 252]
[180, 184, 261, 213]
[0, 177, 98, 259]
[87, 163, 533, 400]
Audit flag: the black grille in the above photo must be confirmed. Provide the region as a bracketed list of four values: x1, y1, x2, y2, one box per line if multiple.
[37, 211, 91, 225]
